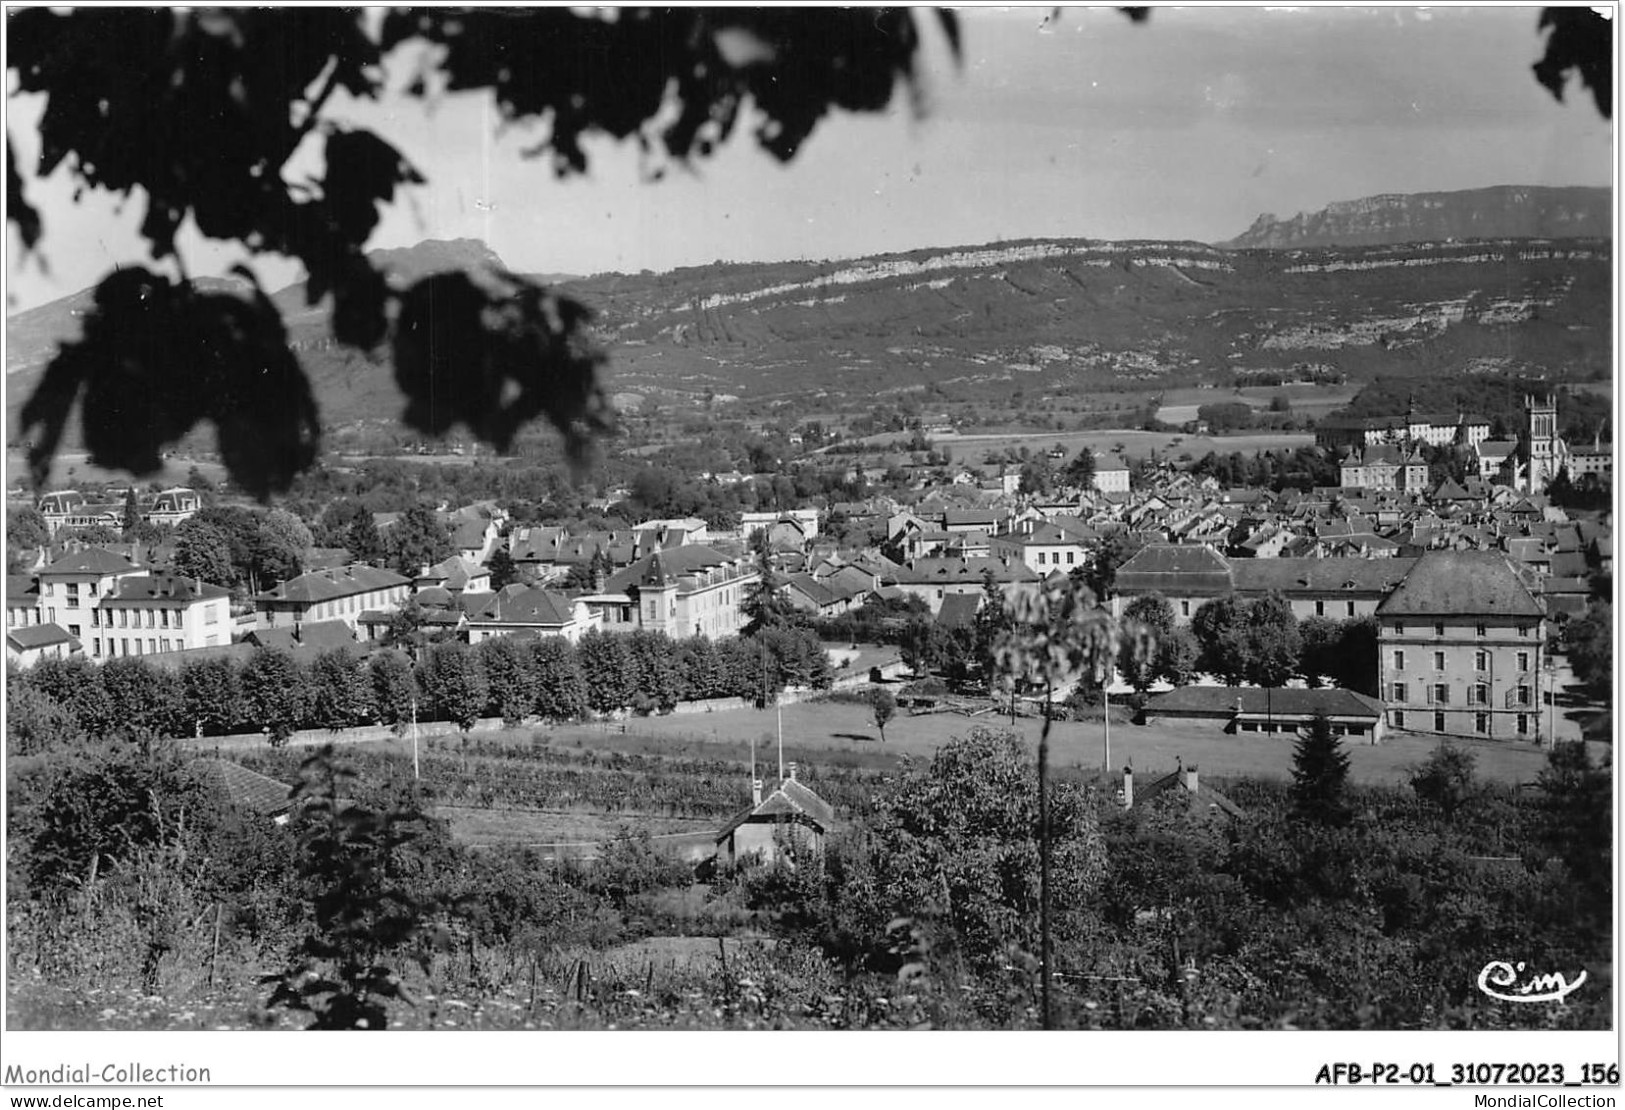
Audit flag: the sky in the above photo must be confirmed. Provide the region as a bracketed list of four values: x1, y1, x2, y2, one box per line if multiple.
[4, 5, 1615, 313]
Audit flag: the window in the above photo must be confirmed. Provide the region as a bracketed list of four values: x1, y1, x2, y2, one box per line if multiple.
[1517, 714, 1529, 736]
[148, 638, 156, 654]
[160, 609, 169, 629]
[1346, 601, 1356, 617]
[1433, 683, 1449, 705]
[1473, 684, 1488, 706]
[1395, 622, 1405, 635]
[1315, 600, 1325, 617]
[66, 586, 79, 606]
[1180, 600, 1190, 617]
[1066, 551, 1075, 565]
[1036, 552, 1045, 566]
[91, 638, 100, 657]
[1476, 713, 1488, 734]
[1392, 682, 1408, 702]
[119, 610, 128, 628]
[1434, 622, 1445, 636]
[1394, 710, 1406, 729]
[146, 609, 155, 628]
[1393, 650, 1405, 670]
[1433, 651, 1445, 672]
[1518, 625, 1530, 638]
[68, 623, 79, 638]
[1517, 652, 1529, 673]
[1474, 650, 1489, 672]
[1434, 711, 1446, 732]
[1476, 623, 1486, 637]
[1517, 685, 1532, 707]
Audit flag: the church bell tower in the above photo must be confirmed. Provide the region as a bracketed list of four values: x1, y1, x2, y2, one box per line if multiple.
[1525, 394, 1563, 494]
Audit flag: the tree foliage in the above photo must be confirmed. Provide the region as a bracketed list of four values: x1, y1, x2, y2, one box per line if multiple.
[1410, 743, 1479, 822]
[384, 503, 453, 578]
[869, 687, 897, 742]
[1290, 713, 1351, 826]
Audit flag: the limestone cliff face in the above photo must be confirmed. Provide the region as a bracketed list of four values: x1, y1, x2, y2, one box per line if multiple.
[1220, 186, 1611, 250]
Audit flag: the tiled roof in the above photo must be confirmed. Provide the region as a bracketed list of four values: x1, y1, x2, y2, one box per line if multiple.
[717, 777, 837, 840]
[893, 557, 1039, 585]
[255, 564, 410, 604]
[1232, 558, 1415, 597]
[1115, 544, 1232, 597]
[103, 574, 231, 605]
[1144, 685, 1384, 719]
[7, 622, 78, 650]
[190, 759, 293, 816]
[467, 584, 578, 626]
[605, 545, 740, 593]
[41, 547, 144, 576]
[1376, 551, 1544, 618]
[936, 592, 981, 629]
[1132, 767, 1245, 819]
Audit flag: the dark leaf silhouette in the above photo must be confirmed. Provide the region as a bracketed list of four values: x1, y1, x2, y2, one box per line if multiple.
[1533, 7, 1613, 119]
[19, 267, 319, 498]
[379, 8, 946, 171]
[392, 270, 612, 463]
[7, 133, 40, 252]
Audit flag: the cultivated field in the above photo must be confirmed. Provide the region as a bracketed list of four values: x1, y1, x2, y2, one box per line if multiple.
[1153, 383, 1360, 425]
[512, 699, 1572, 790]
[6, 450, 229, 492]
[922, 428, 1315, 464]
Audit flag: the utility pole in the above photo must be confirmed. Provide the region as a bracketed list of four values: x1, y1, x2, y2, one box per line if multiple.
[411, 695, 420, 781]
[1102, 683, 1111, 772]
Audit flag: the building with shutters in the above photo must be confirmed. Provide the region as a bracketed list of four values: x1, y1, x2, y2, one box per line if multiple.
[1375, 550, 1547, 741]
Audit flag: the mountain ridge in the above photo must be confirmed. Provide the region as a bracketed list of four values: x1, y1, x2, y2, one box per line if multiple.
[1221, 185, 1611, 250]
[6, 191, 1612, 453]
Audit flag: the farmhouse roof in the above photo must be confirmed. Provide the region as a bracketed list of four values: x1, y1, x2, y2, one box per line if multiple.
[1133, 766, 1245, 819]
[190, 759, 294, 817]
[717, 777, 837, 841]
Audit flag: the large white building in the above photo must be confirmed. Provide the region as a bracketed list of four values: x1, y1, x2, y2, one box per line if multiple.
[11, 548, 232, 662]
[91, 574, 233, 659]
[591, 546, 759, 639]
[253, 564, 412, 638]
[1376, 550, 1547, 741]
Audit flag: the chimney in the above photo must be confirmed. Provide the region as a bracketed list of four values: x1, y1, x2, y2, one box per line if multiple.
[788, 761, 797, 782]
[1183, 763, 1199, 794]
[752, 777, 763, 806]
[1122, 765, 1134, 810]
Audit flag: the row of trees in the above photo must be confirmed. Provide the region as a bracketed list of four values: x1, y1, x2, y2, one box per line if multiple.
[7, 626, 835, 750]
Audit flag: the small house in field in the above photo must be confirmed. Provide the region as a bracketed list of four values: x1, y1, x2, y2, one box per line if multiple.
[1120, 761, 1244, 821]
[190, 758, 296, 824]
[714, 764, 835, 868]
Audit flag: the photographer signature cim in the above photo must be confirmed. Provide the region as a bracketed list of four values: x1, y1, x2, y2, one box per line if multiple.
[1477, 961, 1586, 1004]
